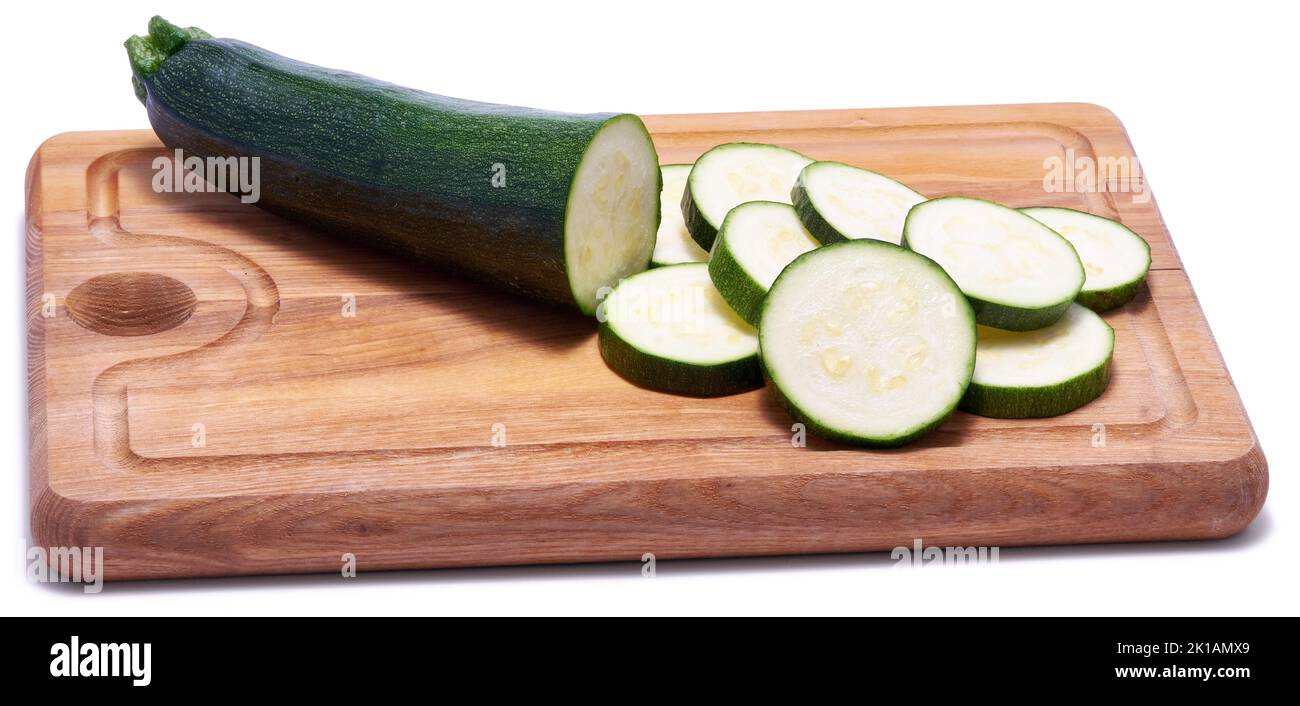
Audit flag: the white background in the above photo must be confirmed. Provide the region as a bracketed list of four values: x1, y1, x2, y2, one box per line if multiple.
[3, 0, 1296, 616]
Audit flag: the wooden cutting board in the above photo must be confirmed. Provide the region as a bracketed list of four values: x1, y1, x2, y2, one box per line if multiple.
[26, 103, 1266, 580]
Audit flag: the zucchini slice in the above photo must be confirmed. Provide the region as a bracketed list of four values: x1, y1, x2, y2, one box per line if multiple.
[126, 17, 660, 316]
[708, 201, 821, 326]
[682, 143, 813, 251]
[759, 240, 976, 447]
[598, 264, 762, 396]
[960, 304, 1114, 418]
[1021, 207, 1151, 312]
[791, 161, 926, 244]
[902, 196, 1085, 331]
[651, 164, 709, 267]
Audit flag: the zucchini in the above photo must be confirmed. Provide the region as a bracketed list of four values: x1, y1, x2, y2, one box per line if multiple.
[708, 201, 820, 326]
[651, 164, 709, 267]
[960, 304, 1114, 418]
[791, 161, 926, 244]
[598, 264, 761, 396]
[125, 17, 660, 315]
[682, 143, 813, 251]
[760, 240, 976, 447]
[1021, 207, 1151, 312]
[902, 196, 1085, 331]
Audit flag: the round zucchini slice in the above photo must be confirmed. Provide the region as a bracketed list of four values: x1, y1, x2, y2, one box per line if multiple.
[902, 196, 1085, 331]
[708, 201, 821, 326]
[759, 239, 976, 447]
[791, 161, 926, 244]
[598, 263, 761, 396]
[1021, 206, 1151, 312]
[960, 303, 1114, 418]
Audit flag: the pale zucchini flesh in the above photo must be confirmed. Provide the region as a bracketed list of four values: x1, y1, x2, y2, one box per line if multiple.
[760, 239, 976, 447]
[708, 201, 821, 326]
[682, 142, 814, 251]
[565, 116, 663, 314]
[651, 164, 709, 267]
[791, 161, 926, 245]
[598, 263, 761, 396]
[902, 196, 1085, 331]
[1021, 206, 1151, 312]
[960, 303, 1113, 418]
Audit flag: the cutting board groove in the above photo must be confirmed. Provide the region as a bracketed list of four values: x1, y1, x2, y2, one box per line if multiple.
[26, 103, 1265, 580]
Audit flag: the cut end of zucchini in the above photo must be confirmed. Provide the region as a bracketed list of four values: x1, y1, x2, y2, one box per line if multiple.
[792, 161, 926, 245]
[598, 264, 761, 396]
[565, 115, 662, 315]
[960, 303, 1114, 418]
[683, 143, 813, 251]
[125, 16, 211, 84]
[709, 201, 820, 326]
[903, 196, 1085, 331]
[1020, 206, 1151, 313]
[760, 240, 976, 447]
[651, 165, 709, 267]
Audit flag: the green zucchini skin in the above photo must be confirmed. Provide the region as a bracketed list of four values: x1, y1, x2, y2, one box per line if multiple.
[959, 356, 1112, 418]
[597, 324, 762, 397]
[960, 295, 1073, 333]
[790, 176, 849, 245]
[706, 229, 768, 326]
[681, 183, 719, 252]
[126, 18, 657, 314]
[1076, 280, 1144, 313]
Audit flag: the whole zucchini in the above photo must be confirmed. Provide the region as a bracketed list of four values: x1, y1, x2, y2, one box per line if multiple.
[125, 17, 661, 314]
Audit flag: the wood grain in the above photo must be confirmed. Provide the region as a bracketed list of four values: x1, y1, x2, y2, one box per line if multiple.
[26, 104, 1266, 580]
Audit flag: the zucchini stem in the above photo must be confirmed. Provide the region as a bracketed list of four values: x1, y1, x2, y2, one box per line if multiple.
[124, 16, 211, 102]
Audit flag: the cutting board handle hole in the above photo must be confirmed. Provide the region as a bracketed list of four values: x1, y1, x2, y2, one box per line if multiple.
[66, 272, 198, 337]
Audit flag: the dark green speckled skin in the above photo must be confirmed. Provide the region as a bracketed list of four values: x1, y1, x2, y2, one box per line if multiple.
[134, 28, 647, 312]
